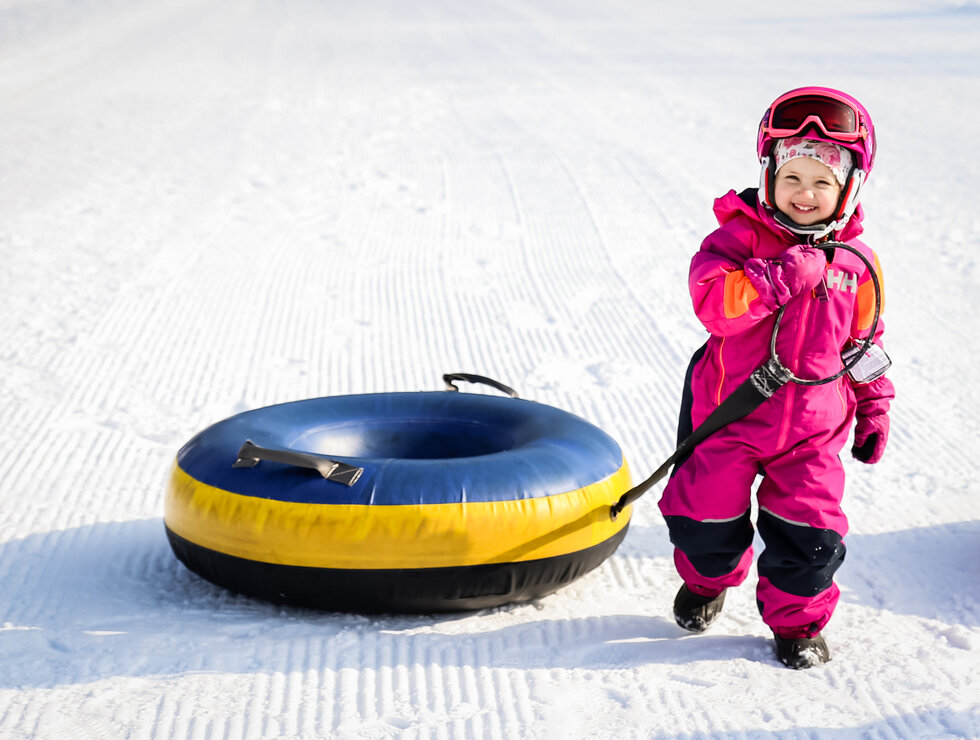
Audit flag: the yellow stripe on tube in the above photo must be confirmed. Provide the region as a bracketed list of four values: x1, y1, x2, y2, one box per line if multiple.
[165, 460, 632, 570]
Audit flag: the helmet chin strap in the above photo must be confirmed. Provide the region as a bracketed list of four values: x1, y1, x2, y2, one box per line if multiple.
[773, 212, 837, 241]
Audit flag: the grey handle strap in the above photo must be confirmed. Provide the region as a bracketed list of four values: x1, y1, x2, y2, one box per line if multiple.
[232, 440, 364, 487]
[609, 358, 792, 521]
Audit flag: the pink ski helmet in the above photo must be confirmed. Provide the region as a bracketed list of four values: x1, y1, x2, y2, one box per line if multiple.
[757, 86, 876, 236]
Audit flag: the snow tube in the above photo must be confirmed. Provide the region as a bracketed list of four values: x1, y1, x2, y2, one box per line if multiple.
[164, 384, 632, 612]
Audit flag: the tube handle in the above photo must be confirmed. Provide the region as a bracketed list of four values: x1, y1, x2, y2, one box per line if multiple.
[232, 440, 363, 487]
[442, 373, 519, 398]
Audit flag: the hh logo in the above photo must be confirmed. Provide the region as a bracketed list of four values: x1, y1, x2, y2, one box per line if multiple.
[825, 268, 858, 294]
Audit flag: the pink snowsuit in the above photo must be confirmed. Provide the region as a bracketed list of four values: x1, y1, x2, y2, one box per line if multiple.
[659, 188, 895, 639]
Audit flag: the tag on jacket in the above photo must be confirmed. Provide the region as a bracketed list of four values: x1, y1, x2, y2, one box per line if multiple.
[842, 343, 892, 384]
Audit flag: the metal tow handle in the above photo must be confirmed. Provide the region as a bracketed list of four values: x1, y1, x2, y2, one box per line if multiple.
[233, 440, 364, 487]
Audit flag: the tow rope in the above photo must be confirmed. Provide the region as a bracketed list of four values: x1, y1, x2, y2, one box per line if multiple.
[609, 241, 882, 521]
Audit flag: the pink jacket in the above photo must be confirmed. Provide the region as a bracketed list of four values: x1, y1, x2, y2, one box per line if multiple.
[688, 189, 894, 447]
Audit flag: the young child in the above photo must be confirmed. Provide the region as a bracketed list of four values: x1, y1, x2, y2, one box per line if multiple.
[658, 87, 895, 669]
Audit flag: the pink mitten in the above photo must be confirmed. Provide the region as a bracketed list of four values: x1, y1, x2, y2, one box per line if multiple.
[773, 245, 827, 300]
[744, 245, 827, 308]
[851, 413, 889, 464]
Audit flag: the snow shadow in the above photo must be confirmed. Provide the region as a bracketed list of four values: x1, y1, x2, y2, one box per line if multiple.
[843, 519, 980, 627]
[0, 519, 770, 689]
[0, 518, 976, 690]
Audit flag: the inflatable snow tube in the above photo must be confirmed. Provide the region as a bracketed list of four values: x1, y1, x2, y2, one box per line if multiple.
[164, 383, 632, 612]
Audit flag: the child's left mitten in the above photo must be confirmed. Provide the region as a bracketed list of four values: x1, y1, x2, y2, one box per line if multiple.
[776, 245, 827, 299]
[744, 245, 827, 309]
[851, 413, 889, 464]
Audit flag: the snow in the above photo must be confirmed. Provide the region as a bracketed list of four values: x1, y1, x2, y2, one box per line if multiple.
[1, 0, 978, 737]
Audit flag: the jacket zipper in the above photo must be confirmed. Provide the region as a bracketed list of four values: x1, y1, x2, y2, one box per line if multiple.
[776, 292, 813, 449]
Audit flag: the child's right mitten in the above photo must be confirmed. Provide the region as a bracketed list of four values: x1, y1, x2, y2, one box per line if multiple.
[744, 245, 827, 308]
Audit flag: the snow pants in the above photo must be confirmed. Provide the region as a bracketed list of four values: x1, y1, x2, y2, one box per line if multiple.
[658, 349, 851, 639]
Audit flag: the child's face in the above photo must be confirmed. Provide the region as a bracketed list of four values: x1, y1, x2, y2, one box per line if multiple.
[773, 157, 842, 226]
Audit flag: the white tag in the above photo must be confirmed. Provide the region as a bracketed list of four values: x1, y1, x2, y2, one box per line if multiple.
[842, 343, 891, 384]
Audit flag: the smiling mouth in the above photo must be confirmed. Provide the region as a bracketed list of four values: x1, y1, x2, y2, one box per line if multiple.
[792, 204, 817, 213]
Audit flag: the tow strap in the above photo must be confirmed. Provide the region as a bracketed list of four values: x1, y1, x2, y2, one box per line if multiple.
[609, 241, 883, 521]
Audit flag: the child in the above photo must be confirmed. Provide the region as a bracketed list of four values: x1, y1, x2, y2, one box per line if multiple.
[658, 87, 895, 669]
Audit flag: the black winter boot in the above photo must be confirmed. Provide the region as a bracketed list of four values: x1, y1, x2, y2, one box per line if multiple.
[774, 633, 831, 669]
[672, 584, 726, 632]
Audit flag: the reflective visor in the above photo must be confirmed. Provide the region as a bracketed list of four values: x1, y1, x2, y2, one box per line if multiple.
[765, 94, 864, 142]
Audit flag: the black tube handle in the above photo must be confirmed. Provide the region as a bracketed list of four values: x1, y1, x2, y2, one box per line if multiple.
[443, 373, 519, 398]
[232, 440, 363, 487]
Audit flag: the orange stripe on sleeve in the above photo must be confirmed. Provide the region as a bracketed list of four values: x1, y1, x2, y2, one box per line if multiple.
[723, 270, 760, 319]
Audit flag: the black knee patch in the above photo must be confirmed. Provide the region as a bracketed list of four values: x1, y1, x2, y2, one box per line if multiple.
[757, 510, 846, 597]
[663, 511, 754, 578]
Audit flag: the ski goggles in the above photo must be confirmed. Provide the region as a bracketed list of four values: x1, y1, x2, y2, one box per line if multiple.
[761, 92, 868, 143]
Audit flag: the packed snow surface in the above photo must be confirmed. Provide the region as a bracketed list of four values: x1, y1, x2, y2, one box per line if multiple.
[1, 0, 978, 737]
